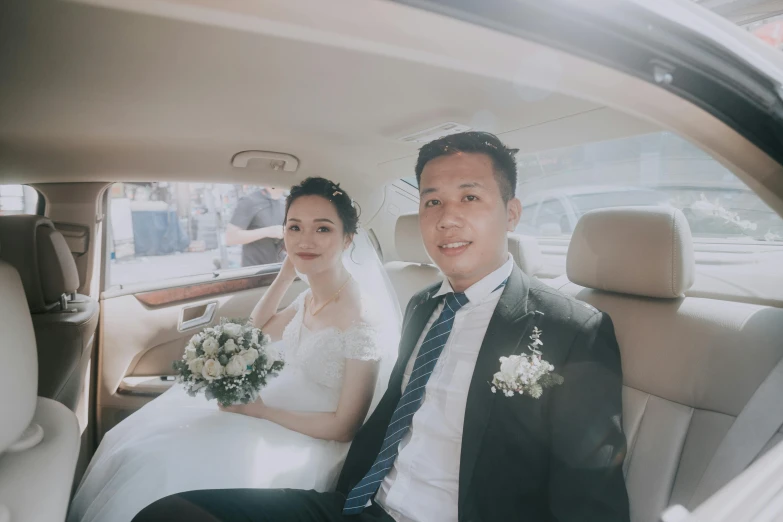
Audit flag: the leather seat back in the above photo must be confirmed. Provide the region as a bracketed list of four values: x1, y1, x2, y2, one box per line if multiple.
[0, 215, 99, 412]
[557, 207, 783, 522]
[384, 213, 441, 310]
[0, 258, 38, 455]
[384, 214, 544, 310]
[0, 244, 81, 522]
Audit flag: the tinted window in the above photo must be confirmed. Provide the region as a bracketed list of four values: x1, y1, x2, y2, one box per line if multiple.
[536, 199, 570, 235]
[107, 182, 287, 288]
[0, 185, 39, 215]
[516, 132, 783, 242]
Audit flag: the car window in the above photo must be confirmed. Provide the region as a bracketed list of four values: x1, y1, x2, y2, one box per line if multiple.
[535, 199, 571, 235]
[0, 185, 40, 216]
[401, 176, 419, 189]
[569, 189, 669, 215]
[107, 182, 288, 289]
[515, 131, 783, 242]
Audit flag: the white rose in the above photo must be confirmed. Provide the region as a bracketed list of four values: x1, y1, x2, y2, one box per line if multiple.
[499, 355, 524, 381]
[201, 359, 224, 381]
[223, 339, 238, 354]
[188, 357, 205, 375]
[223, 323, 243, 338]
[225, 356, 246, 377]
[189, 333, 202, 344]
[240, 348, 260, 367]
[202, 337, 219, 356]
[184, 344, 198, 361]
[263, 346, 280, 370]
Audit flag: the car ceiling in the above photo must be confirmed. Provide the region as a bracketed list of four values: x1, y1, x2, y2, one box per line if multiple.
[0, 0, 664, 195]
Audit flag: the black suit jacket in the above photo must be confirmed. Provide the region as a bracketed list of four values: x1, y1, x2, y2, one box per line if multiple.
[337, 266, 630, 522]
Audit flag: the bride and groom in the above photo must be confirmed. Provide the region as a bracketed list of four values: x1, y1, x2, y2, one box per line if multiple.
[71, 132, 630, 522]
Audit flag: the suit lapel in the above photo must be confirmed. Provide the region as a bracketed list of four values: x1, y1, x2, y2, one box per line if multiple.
[458, 266, 534, 513]
[387, 287, 441, 398]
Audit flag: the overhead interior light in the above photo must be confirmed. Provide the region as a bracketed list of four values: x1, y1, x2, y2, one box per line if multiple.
[231, 151, 299, 172]
[398, 122, 472, 143]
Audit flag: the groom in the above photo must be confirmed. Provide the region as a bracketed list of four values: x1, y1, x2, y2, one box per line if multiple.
[133, 132, 629, 522]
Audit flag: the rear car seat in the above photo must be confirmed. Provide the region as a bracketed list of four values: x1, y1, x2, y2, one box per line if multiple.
[384, 212, 544, 310]
[0, 249, 80, 522]
[0, 215, 99, 412]
[557, 206, 783, 522]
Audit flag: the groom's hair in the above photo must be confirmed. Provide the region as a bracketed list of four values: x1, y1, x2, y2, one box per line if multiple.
[415, 131, 519, 204]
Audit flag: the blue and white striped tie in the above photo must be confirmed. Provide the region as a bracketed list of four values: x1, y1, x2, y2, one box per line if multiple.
[342, 291, 469, 515]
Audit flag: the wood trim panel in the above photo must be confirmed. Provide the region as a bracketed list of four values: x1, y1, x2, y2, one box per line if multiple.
[134, 273, 278, 307]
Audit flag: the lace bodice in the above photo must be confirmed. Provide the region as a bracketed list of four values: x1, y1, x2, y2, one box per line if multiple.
[281, 291, 382, 389]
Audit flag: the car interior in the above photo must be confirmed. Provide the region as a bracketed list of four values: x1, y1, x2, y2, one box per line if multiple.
[2, 0, 783, 521]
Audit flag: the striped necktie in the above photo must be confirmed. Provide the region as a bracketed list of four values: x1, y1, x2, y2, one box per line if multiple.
[343, 291, 469, 515]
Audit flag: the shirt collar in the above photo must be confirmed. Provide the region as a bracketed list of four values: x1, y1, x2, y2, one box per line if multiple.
[434, 254, 514, 305]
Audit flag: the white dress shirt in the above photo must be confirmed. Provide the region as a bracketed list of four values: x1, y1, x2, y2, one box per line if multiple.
[375, 255, 514, 522]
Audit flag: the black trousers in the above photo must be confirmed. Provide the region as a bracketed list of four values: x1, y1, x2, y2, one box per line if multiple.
[130, 489, 395, 522]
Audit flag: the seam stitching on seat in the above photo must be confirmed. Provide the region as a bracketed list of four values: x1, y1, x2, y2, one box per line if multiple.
[669, 405, 695, 506]
[624, 391, 651, 475]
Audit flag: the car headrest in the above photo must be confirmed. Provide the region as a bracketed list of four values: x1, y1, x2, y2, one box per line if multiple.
[0, 260, 38, 453]
[507, 233, 543, 275]
[0, 215, 80, 312]
[395, 213, 431, 265]
[566, 206, 695, 299]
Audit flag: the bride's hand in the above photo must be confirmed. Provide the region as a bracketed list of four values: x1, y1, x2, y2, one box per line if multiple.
[219, 398, 266, 418]
[218, 403, 247, 415]
[278, 255, 297, 282]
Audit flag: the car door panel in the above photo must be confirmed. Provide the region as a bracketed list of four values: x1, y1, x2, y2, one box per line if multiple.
[97, 268, 307, 439]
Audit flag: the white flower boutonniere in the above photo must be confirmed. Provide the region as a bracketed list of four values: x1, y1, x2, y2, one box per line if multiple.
[490, 327, 564, 398]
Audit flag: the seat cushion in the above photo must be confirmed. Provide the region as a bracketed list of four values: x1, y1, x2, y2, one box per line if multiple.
[559, 282, 783, 521]
[384, 261, 441, 311]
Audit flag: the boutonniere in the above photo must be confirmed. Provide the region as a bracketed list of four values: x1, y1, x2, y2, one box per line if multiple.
[490, 326, 564, 398]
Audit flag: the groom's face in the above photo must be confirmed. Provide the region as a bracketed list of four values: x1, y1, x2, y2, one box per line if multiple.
[418, 152, 521, 293]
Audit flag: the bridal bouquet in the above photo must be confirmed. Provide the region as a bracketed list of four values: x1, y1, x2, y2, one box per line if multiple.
[172, 318, 284, 406]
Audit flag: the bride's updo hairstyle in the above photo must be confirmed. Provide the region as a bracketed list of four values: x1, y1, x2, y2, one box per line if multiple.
[285, 177, 360, 236]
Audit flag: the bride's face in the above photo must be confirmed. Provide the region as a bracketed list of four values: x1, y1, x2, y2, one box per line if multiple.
[284, 195, 351, 276]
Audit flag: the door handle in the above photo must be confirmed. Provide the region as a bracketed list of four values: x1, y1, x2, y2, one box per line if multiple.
[179, 302, 217, 332]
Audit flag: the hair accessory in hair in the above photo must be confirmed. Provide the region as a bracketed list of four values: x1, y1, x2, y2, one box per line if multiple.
[333, 190, 343, 197]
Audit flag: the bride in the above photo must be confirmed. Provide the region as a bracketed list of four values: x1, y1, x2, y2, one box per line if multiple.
[68, 177, 401, 522]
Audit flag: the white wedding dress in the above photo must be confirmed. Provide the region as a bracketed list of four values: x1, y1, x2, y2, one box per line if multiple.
[68, 286, 398, 522]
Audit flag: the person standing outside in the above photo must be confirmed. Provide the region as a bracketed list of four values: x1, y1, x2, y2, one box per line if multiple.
[225, 186, 287, 266]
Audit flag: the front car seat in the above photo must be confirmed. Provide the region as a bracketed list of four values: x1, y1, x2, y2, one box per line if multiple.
[0, 215, 99, 412]
[0, 253, 80, 521]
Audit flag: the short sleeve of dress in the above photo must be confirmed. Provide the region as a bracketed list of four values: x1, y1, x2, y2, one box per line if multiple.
[343, 322, 383, 361]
